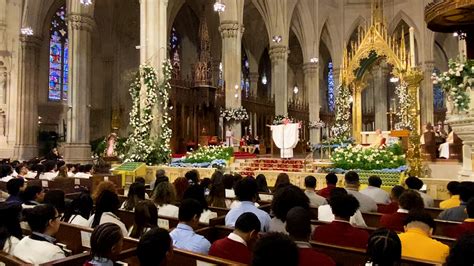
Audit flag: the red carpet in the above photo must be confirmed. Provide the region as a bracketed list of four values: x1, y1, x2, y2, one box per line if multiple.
[233, 152, 257, 159]
[237, 158, 307, 176]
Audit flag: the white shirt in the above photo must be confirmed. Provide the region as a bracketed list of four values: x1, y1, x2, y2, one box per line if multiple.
[12, 236, 65, 264]
[2, 236, 20, 254]
[227, 233, 247, 246]
[40, 172, 57, 181]
[74, 172, 92, 179]
[157, 204, 179, 218]
[88, 212, 128, 236]
[229, 200, 260, 209]
[304, 190, 327, 208]
[26, 171, 37, 179]
[360, 186, 391, 204]
[418, 191, 435, 208]
[199, 209, 218, 224]
[69, 214, 90, 227]
[318, 204, 367, 227]
[269, 217, 287, 233]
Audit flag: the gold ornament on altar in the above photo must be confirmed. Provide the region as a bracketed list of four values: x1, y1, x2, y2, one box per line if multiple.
[339, 0, 424, 177]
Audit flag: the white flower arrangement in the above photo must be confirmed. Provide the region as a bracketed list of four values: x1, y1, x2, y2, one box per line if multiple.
[332, 84, 352, 142]
[331, 143, 406, 170]
[220, 106, 249, 122]
[272, 115, 294, 125]
[309, 120, 326, 129]
[432, 58, 474, 112]
[394, 81, 412, 130]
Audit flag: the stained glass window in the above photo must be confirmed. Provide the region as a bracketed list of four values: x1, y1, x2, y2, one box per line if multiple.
[48, 5, 68, 101]
[433, 68, 445, 111]
[327, 62, 335, 112]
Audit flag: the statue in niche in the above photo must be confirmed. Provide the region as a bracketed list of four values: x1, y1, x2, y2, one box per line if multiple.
[105, 132, 118, 157]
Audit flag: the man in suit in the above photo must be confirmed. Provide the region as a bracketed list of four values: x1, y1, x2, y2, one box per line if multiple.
[209, 212, 260, 264]
[312, 192, 369, 249]
[344, 171, 377, 213]
[379, 190, 424, 232]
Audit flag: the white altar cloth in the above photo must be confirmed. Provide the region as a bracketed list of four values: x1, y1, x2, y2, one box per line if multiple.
[270, 123, 299, 158]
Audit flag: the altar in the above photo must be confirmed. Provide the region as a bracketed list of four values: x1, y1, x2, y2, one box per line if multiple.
[270, 123, 299, 159]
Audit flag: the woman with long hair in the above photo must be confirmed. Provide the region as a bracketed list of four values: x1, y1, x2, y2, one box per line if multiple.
[88, 190, 127, 235]
[121, 182, 146, 211]
[152, 181, 179, 218]
[129, 200, 158, 239]
[173, 177, 189, 203]
[208, 171, 227, 208]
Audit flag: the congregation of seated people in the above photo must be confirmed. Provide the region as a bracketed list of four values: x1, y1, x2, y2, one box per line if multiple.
[3, 158, 474, 266]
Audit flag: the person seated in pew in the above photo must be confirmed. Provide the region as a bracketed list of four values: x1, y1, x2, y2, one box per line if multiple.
[44, 190, 66, 216]
[225, 177, 271, 232]
[6, 178, 26, 204]
[66, 163, 78, 177]
[150, 169, 167, 192]
[84, 223, 124, 266]
[208, 171, 228, 208]
[182, 185, 217, 224]
[256, 174, 270, 193]
[54, 165, 69, 180]
[404, 176, 434, 208]
[252, 232, 299, 266]
[185, 170, 200, 186]
[169, 199, 211, 254]
[62, 191, 93, 227]
[92, 181, 118, 202]
[137, 227, 173, 266]
[209, 212, 261, 264]
[0, 203, 23, 255]
[446, 233, 474, 266]
[377, 185, 405, 214]
[448, 198, 474, 239]
[0, 163, 14, 182]
[88, 190, 128, 236]
[438, 181, 474, 222]
[270, 185, 310, 233]
[312, 192, 369, 249]
[121, 182, 146, 211]
[173, 177, 189, 204]
[360, 176, 390, 204]
[304, 176, 327, 208]
[200, 177, 211, 197]
[440, 181, 461, 209]
[40, 160, 58, 181]
[398, 211, 449, 264]
[273, 173, 291, 193]
[286, 207, 335, 266]
[379, 190, 424, 232]
[21, 185, 44, 209]
[14, 163, 29, 179]
[223, 174, 235, 200]
[129, 200, 158, 239]
[74, 164, 94, 179]
[344, 172, 378, 213]
[318, 188, 367, 227]
[13, 204, 66, 264]
[366, 228, 402, 266]
[152, 181, 179, 218]
[317, 173, 338, 199]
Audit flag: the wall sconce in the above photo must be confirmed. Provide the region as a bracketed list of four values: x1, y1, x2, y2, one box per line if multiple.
[272, 35, 282, 43]
[214, 1, 226, 12]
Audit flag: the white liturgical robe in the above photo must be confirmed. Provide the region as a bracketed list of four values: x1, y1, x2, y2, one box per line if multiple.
[270, 123, 299, 158]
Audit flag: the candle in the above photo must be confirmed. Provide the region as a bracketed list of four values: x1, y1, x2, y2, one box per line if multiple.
[409, 27, 415, 67]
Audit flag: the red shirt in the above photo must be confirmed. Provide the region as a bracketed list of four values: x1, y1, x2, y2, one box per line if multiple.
[317, 185, 336, 199]
[379, 211, 408, 232]
[312, 220, 369, 249]
[447, 220, 474, 238]
[209, 236, 251, 264]
[298, 246, 335, 266]
[378, 202, 399, 214]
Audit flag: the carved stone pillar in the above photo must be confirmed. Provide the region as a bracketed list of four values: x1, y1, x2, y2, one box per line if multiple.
[421, 61, 435, 125]
[269, 45, 288, 116]
[249, 72, 259, 97]
[219, 21, 243, 141]
[14, 35, 41, 160]
[374, 64, 388, 130]
[63, 14, 94, 163]
[303, 62, 320, 143]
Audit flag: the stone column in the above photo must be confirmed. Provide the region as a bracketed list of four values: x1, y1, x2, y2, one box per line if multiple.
[421, 61, 435, 125]
[13, 35, 41, 160]
[270, 45, 288, 116]
[253, 112, 258, 137]
[62, 14, 94, 163]
[249, 72, 259, 97]
[374, 64, 388, 130]
[219, 21, 243, 141]
[303, 62, 320, 144]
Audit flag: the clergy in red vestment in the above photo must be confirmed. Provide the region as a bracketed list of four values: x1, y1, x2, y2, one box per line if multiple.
[317, 173, 337, 199]
[286, 206, 335, 266]
[312, 189, 369, 249]
[209, 212, 260, 264]
[380, 190, 424, 232]
[378, 185, 405, 214]
[448, 198, 474, 238]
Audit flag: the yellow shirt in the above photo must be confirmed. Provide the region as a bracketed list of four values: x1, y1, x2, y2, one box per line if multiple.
[398, 228, 449, 264]
[439, 195, 461, 209]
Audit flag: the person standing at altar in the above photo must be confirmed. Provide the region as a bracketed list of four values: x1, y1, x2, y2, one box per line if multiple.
[225, 126, 234, 147]
[370, 129, 385, 149]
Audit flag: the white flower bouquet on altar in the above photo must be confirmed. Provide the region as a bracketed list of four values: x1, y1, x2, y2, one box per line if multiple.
[220, 106, 249, 122]
[432, 58, 474, 112]
[330, 143, 406, 170]
[183, 145, 234, 164]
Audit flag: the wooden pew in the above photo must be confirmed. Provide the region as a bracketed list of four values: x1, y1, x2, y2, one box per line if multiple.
[425, 207, 443, 218]
[0, 251, 31, 266]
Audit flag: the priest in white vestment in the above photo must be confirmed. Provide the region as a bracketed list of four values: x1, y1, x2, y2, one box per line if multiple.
[270, 123, 299, 158]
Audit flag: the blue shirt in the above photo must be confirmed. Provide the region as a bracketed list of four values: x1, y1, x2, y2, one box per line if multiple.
[169, 223, 211, 254]
[225, 201, 271, 232]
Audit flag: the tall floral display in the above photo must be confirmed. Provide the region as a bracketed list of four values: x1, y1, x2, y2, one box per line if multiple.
[332, 84, 352, 142]
[394, 81, 412, 130]
[124, 61, 172, 165]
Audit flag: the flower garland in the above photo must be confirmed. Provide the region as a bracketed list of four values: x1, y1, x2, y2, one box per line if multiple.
[220, 106, 249, 122]
[394, 81, 412, 130]
[432, 58, 474, 112]
[332, 84, 352, 141]
[124, 61, 172, 165]
[309, 120, 325, 129]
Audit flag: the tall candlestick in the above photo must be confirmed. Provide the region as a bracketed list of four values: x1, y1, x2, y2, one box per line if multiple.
[409, 27, 415, 68]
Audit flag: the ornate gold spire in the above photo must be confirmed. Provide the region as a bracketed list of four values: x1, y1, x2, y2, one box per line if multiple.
[371, 0, 383, 25]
